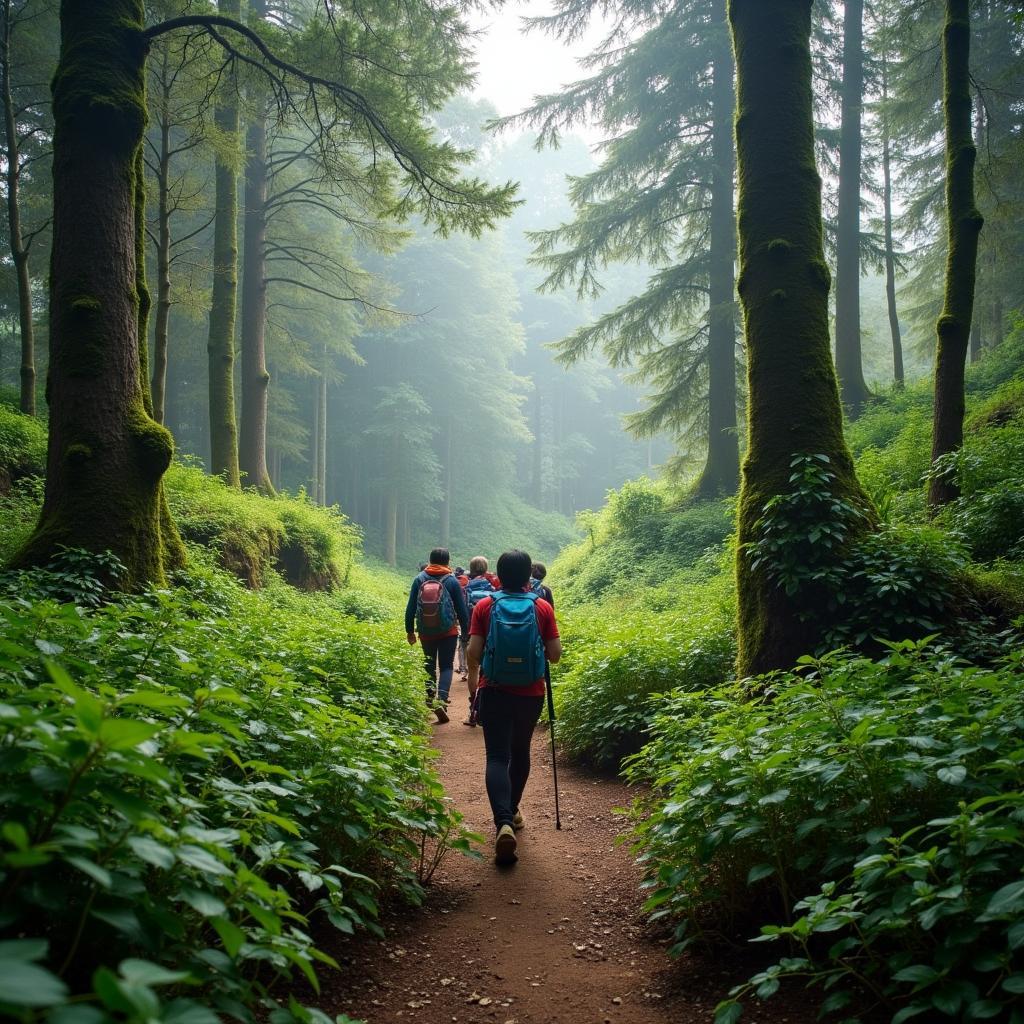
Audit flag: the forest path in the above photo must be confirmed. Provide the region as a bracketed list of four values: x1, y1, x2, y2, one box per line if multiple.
[321, 688, 804, 1024]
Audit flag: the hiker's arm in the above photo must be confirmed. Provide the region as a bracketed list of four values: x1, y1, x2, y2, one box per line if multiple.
[466, 635, 484, 691]
[544, 637, 562, 665]
[404, 579, 419, 641]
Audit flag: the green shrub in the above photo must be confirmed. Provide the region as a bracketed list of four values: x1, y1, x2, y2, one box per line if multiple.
[624, 641, 1024, 1023]
[0, 475, 43, 563]
[554, 580, 735, 768]
[0, 557, 473, 1022]
[0, 404, 46, 487]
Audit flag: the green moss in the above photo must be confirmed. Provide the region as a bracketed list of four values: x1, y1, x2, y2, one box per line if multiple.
[128, 410, 173, 481]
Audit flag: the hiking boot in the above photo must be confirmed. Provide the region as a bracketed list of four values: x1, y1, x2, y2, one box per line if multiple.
[512, 810, 524, 831]
[433, 702, 450, 724]
[463, 708, 478, 727]
[494, 824, 517, 865]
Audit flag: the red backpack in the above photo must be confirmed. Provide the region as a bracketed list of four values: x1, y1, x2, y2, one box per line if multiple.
[416, 575, 456, 636]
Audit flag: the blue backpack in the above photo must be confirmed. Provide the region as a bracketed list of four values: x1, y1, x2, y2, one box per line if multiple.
[465, 575, 494, 611]
[482, 591, 546, 687]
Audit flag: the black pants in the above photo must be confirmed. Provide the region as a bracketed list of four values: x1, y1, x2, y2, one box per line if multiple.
[421, 634, 458, 702]
[478, 687, 544, 830]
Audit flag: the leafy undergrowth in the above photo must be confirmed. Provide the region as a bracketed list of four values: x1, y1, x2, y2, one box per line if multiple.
[0, 556, 471, 1024]
[627, 640, 1024, 1024]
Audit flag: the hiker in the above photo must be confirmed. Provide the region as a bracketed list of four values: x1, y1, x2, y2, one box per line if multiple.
[466, 549, 561, 865]
[454, 568, 469, 678]
[462, 557, 497, 726]
[530, 562, 555, 609]
[405, 548, 470, 724]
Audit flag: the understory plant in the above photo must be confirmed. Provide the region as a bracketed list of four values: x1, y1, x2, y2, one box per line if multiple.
[624, 639, 1024, 1023]
[0, 557, 470, 1023]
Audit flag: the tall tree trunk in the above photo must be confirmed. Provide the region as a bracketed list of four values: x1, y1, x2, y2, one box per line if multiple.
[440, 413, 452, 547]
[239, 95, 273, 492]
[968, 88, 985, 364]
[2, 0, 35, 416]
[11, 0, 176, 586]
[317, 345, 327, 505]
[207, 0, 241, 485]
[150, 59, 172, 424]
[834, 0, 869, 417]
[928, 0, 983, 509]
[531, 382, 543, 507]
[384, 488, 397, 567]
[880, 41, 904, 388]
[696, 0, 739, 498]
[729, 0, 872, 677]
[310, 373, 319, 495]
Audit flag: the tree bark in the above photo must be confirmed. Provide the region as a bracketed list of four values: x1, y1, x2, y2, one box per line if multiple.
[10, 0, 176, 586]
[531, 382, 543, 507]
[729, 0, 872, 677]
[316, 344, 327, 505]
[239, 81, 273, 492]
[833, 0, 869, 417]
[880, 40, 904, 388]
[384, 488, 397, 567]
[696, 0, 739, 498]
[207, 0, 241, 485]
[440, 412, 452, 546]
[2, 0, 35, 416]
[968, 88, 985, 365]
[150, 52, 172, 424]
[928, 0, 983, 509]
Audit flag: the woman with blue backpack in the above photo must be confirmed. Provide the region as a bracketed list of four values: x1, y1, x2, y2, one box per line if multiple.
[465, 550, 561, 865]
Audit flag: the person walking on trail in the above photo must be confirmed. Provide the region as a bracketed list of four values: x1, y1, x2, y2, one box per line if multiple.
[406, 548, 470, 724]
[530, 562, 554, 609]
[462, 556, 496, 727]
[454, 567, 469, 679]
[466, 550, 561, 865]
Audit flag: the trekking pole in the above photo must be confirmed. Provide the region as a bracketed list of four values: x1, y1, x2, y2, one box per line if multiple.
[544, 664, 562, 830]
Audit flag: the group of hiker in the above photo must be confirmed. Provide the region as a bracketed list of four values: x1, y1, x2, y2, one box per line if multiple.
[405, 548, 561, 866]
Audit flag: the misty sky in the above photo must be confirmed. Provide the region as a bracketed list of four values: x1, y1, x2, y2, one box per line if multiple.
[468, 0, 608, 127]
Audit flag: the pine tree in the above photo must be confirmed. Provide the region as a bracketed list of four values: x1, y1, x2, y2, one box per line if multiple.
[511, 0, 740, 497]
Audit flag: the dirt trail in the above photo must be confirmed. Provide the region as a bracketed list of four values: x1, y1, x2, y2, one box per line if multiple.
[322, 689, 810, 1024]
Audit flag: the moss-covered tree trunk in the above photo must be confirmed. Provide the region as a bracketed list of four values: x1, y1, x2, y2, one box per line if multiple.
[384, 488, 397, 567]
[150, 58, 172, 425]
[2, 0, 35, 416]
[207, 0, 241, 486]
[928, 0, 983, 509]
[833, 0, 869, 418]
[730, 0, 872, 677]
[696, 0, 739, 498]
[10, 0, 176, 586]
[439, 411, 452, 546]
[239, 101, 273, 493]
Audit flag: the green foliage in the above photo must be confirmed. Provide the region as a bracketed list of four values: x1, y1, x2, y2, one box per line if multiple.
[624, 641, 1024, 1023]
[165, 462, 358, 590]
[0, 404, 47, 484]
[554, 567, 735, 768]
[551, 477, 732, 608]
[746, 454, 984, 651]
[0, 555, 473, 1022]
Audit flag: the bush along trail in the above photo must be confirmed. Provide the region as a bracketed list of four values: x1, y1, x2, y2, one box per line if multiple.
[319, 688, 816, 1024]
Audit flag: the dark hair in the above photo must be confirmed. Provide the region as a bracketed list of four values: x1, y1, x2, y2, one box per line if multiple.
[496, 549, 532, 591]
[531, 562, 547, 581]
[429, 547, 450, 566]
[454, 566, 465, 576]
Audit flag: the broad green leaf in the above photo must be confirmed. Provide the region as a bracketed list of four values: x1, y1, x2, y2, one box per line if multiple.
[98, 718, 161, 751]
[210, 917, 246, 957]
[0, 959, 69, 1007]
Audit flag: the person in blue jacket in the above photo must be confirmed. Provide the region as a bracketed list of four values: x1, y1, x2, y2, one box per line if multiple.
[405, 547, 470, 723]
